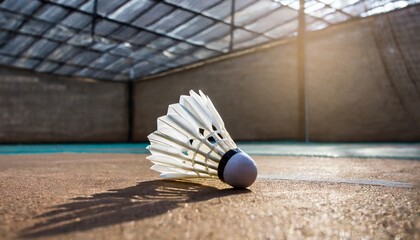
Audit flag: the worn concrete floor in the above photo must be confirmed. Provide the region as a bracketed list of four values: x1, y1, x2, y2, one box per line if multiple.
[0, 154, 419, 239]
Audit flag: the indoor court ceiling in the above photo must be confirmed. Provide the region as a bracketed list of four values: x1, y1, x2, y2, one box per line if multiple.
[0, 0, 418, 81]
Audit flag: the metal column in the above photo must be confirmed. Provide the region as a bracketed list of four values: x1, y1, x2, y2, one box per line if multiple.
[297, 0, 309, 142]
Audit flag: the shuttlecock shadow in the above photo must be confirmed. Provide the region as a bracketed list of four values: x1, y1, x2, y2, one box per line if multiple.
[20, 180, 249, 238]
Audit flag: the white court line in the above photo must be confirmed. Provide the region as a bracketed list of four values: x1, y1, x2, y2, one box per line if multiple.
[258, 174, 414, 188]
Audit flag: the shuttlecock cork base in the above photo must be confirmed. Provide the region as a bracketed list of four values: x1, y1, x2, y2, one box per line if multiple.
[218, 148, 257, 188]
[147, 90, 258, 188]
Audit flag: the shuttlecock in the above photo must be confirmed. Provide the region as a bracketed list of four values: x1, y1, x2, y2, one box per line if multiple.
[147, 90, 258, 188]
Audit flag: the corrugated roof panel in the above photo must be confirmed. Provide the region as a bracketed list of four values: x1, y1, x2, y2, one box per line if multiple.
[90, 39, 117, 52]
[110, 26, 138, 41]
[165, 0, 222, 12]
[0, 0, 42, 15]
[148, 52, 177, 65]
[245, 7, 298, 33]
[130, 47, 158, 60]
[89, 54, 120, 69]
[306, 5, 336, 18]
[105, 58, 132, 72]
[171, 55, 197, 66]
[324, 11, 350, 23]
[169, 16, 215, 39]
[79, 0, 95, 13]
[131, 60, 158, 76]
[93, 70, 120, 80]
[147, 9, 195, 34]
[35, 4, 68, 22]
[75, 67, 96, 77]
[206, 39, 230, 52]
[44, 25, 76, 41]
[265, 18, 299, 38]
[49, 0, 85, 8]
[0, 12, 24, 31]
[67, 51, 101, 65]
[330, 0, 361, 9]
[0, 35, 35, 56]
[341, 1, 367, 16]
[110, 43, 134, 57]
[96, 1, 128, 16]
[191, 48, 220, 60]
[149, 65, 171, 75]
[108, 0, 154, 22]
[129, 31, 159, 46]
[54, 65, 80, 75]
[189, 22, 231, 45]
[234, 35, 271, 50]
[166, 42, 196, 54]
[214, 0, 258, 21]
[67, 33, 93, 47]
[12, 58, 40, 69]
[0, 32, 10, 46]
[23, 39, 59, 58]
[361, 1, 412, 17]
[20, 20, 53, 36]
[233, 1, 281, 26]
[0, 55, 14, 65]
[47, 45, 82, 62]
[232, 29, 258, 44]
[36, 61, 60, 72]
[94, 20, 120, 36]
[132, 3, 175, 28]
[306, 20, 329, 31]
[147, 37, 179, 50]
[61, 12, 92, 29]
[202, 0, 232, 20]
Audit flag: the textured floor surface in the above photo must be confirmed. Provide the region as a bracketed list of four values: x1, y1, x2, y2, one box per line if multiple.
[0, 154, 419, 239]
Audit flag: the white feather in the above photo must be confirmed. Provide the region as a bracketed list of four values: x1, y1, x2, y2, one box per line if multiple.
[147, 90, 237, 179]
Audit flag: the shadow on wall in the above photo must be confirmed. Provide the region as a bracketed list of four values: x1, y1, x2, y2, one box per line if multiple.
[20, 180, 249, 238]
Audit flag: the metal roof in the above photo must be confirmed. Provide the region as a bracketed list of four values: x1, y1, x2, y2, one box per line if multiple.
[0, 0, 418, 81]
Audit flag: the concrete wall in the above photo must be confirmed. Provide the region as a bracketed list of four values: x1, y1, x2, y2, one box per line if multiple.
[0, 67, 128, 143]
[133, 42, 299, 141]
[306, 6, 420, 141]
[133, 6, 420, 142]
